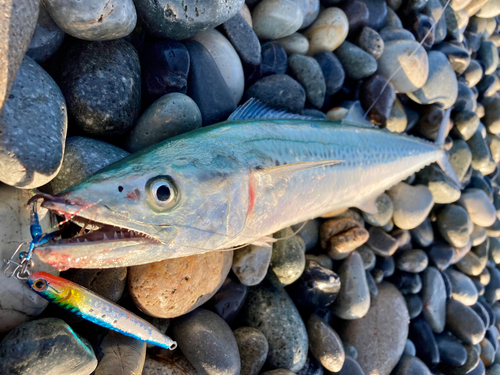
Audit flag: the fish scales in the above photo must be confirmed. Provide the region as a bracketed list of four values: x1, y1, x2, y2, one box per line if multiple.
[31, 114, 451, 269]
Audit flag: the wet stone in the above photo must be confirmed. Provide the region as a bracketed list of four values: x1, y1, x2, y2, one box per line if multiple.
[307, 314, 345, 372]
[405, 294, 423, 319]
[420, 267, 447, 333]
[339, 283, 409, 375]
[0, 55, 67, 188]
[139, 40, 190, 107]
[135, 0, 244, 40]
[185, 40, 236, 126]
[271, 228, 306, 286]
[435, 332, 468, 367]
[59, 39, 141, 138]
[446, 298, 486, 345]
[286, 260, 341, 312]
[366, 227, 398, 257]
[409, 317, 440, 368]
[125, 93, 202, 153]
[288, 54, 326, 109]
[427, 242, 455, 272]
[446, 268, 479, 306]
[26, 1, 64, 63]
[233, 327, 269, 375]
[392, 272, 422, 294]
[220, 13, 262, 67]
[172, 309, 240, 375]
[330, 252, 370, 320]
[436, 204, 471, 248]
[334, 41, 378, 81]
[244, 74, 306, 113]
[359, 74, 396, 126]
[252, 0, 303, 40]
[241, 273, 308, 372]
[43, 0, 136, 41]
[0, 318, 97, 375]
[49, 137, 129, 194]
[313, 52, 345, 96]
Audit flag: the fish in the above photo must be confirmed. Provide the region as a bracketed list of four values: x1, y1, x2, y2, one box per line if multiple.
[30, 99, 459, 270]
[27, 271, 177, 350]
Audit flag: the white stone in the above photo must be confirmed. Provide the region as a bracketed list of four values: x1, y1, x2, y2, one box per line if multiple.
[252, 0, 304, 40]
[191, 29, 245, 103]
[388, 182, 434, 230]
[0, 184, 58, 333]
[458, 188, 497, 227]
[232, 245, 272, 286]
[276, 32, 310, 55]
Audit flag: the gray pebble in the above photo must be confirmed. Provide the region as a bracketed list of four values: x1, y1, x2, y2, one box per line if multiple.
[172, 308, 241, 375]
[478, 41, 499, 75]
[437, 204, 471, 248]
[49, 137, 129, 194]
[356, 245, 376, 271]
[446, 268, 479, 306]
[343, 342, 358, 359]
[357, 27, 384, 59]
[403, 340, 416, 356]
[467, 127, 493, 171]
[451, 110, 480, 141]
[241, 273, 308, 372]
[125, 93, 202, 153]
[489, 237, 500, 264]
[420, 267, 447, 333]
[291, 220, 320, 252]
[271, 228, 306, 286]
[0, 318, 97, 375]
[410, 218, 434, 248]
[307, 314, 345, 372]
[462, 60, 483, 88]
[232, 245, 272, 286]
[335, 41, 378, 80]
[305, 254, 333, 270]
[386, 97, 408, 133]
[455, 239, 488, 277]
[482, 96, 500, 134]
[405, 294, 423, 319]
[288, 54, 326, 109]
[0, 55, 67, 189]
[379, 27, 416, 42]
[362, 193, 393, 227]
[43, 0, 136, 41]
[396, 249, 428, 273]
[448, 139, 472, 183]
[446, 299, 486, 345]
[233, 327, 269, 375]
[366, 227, 398, 257]
[60, 39, 141, 138]
[392, 354, 432, 375]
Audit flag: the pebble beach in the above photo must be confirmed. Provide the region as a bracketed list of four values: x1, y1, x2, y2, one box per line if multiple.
[1, 0, 500, 374]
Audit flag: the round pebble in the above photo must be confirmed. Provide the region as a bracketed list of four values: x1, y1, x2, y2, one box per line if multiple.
[304, 7, 349, 55]
[437, 204, 471, 248]
[252, 0, 303, 40]
[271, 228, 306, 285]
[388, 182, 434, 230]
[288, 54, 326, 109]
[234, 327, 269, 375]
[276, 33, 310, 55]
[307, 314, 345, 372]
[232, 245, 272, 286]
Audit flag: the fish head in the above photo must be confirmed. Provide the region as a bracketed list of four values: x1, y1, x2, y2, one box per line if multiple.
[32, 143, 251, 269]
[27, 271, 71, 301]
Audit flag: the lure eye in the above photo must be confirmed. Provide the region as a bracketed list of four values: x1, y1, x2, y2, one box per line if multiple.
[33, 279, 48, 292]
[146, 176, 179, 210]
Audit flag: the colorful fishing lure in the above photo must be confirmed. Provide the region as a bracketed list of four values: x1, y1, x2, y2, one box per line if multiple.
[2, 201, 177, 350]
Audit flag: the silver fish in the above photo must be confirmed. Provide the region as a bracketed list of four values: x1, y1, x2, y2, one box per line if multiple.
[31, 100, 459, 270]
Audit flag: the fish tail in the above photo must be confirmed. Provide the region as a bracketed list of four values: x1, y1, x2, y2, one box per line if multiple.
[435, 108, 462, 189]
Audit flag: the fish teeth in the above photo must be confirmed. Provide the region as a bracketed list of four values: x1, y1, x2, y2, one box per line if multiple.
[103, 233, 108, 240]
[114, 232, 118, 239]
[119, 232, 125, 239]
[84, 238, 89, 243]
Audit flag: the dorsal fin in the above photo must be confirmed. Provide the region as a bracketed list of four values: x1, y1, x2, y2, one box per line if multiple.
[257, 160, 343, 178]
[341, 101, 374, 127]
[228, 98, 320, 121]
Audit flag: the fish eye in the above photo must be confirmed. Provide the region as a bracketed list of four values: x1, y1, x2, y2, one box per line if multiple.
[33, 279, 48, 292]
[146, 176, 179, 210]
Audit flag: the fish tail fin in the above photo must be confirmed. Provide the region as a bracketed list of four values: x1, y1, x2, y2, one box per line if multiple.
[435, 107, 462, 190]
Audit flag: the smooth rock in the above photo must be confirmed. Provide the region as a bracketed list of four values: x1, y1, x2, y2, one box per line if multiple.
[330, 252, 370, 320]
[434, 41, 471, 74]
[0, 0, 39, 112]
[362, 193, 393, 227]
[393, 271, 423, 294]
[388, 182, 434, 230]
[448, 139, 472, 182]
[482, 97, 500, 134]
[427, 242, 455, 271]
[139, 39, 189, 107]
[244, 74, 306, 113]
[304, 7, 349, 55]
[407, 51, 458, 109]
[341, 0, 369, 38]
[292, 219, 320, 251]
[49, 137, 129, 194]
[415, 164, 461, 204]
[340, 283, 409, 375]
[490, 237, 500, 264]
[234, 327, 269, 375]
[439, 343, 480, 375]
[126, 93, 202, 153]
[375, 255, 396, 278]
[458, 189, 496, 227]
[220, 13, 261, 67]
[409, 317, 440, 368]
[43, 0, 136, 41]
[191, 29, 245, 103]
[0, 186, 58, 333]
[367, 227, 398, 257]
[0, 55, 67, 188]
[286, 260, 341, 311]
[467, 128, 492, 171]
[462, 59, 484, 87]
[376, 39, 429, 93]
[484, 265, 500, 304]
[451, 110, 480, 141]
[26, 1, 64, 63]
[359, 74, 396, 126]
[205, 276, 248, 324]
[455, 82, 477, 113]
[241, 273, 308, 372]
[0, 318, 97, 375]
[359, 0, 387, 30]
[232, 245, 272, 286]
[446, 298, 486, 345]
[320, 217, 369, 260]
[487, 134, 500, 163]
[277, 33, 310, 55]
[357, 26, 384, 60]
[307, 314, 345, 372]
[313, 52, 345, 96]
[288, 54, 326, 108]
[94, 330, 146, 375]
[271, 228, 306, 286]
[128, 251, 233, 318]
[478, 41, 499, 75]
[424, 0, 448, 43]
[60, 39, 140, 138]
[437, 204, 471, 248]
[435, 332, 468, 367]
[252, 0, 303, 39]
[356, 245, 376, 271]
[172, 309, 240, 375]
[379, 27, 416, 42]
[403, 340, 416, 356]
[392, 355, 432, 375]
[335, 41, 378, 80]
[135, 0, 244, 39]
[305, 254, 333, 270]
[405, 294, 423, 319]
[420, 267, 447, 333]
[297, 356, 324, 375]
[446, 268, 479, 305]
[410, 218, 434, 248]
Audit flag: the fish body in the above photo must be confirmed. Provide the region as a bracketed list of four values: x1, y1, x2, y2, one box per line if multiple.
[27, 271, 177, 349]
[32, 103, 456, 270]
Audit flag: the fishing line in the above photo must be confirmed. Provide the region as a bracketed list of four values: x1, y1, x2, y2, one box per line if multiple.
[362, 0, 452, 120]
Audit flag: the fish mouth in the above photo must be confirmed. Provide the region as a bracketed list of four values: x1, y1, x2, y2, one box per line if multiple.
[29, 193, 162, 252]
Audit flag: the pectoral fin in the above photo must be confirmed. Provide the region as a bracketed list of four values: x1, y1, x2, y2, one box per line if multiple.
[257, 160, 343, 178]
[355, 195, 380, 214]
[251, 236, 278, 248]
